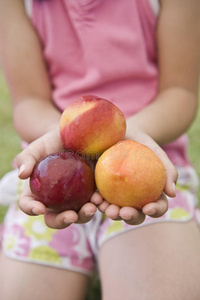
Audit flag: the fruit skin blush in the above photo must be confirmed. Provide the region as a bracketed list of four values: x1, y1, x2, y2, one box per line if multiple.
[30, 151, 95, 212]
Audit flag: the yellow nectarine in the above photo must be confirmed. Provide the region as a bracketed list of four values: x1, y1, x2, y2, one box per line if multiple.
[95, 140, 166, 209]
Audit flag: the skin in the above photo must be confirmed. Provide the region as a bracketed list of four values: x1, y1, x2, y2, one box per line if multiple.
[0, 0, 200, 299]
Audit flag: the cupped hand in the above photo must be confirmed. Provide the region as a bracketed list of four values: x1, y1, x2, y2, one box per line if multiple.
[17, 128, 63, 180]
[16, 128, 104, 229]
[19, 181, 102, 229]
[91, 131, 178, 226]
[91, 192, 168, 225]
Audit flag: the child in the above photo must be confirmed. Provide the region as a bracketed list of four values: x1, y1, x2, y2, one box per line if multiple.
[0, 0, 200, 299]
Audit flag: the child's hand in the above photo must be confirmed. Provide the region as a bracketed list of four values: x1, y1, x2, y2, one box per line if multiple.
[19, 181, 102, 229]
[91, 193, 168, 225]
[91, 131, 178, 225]
[16, 128, 103, 229]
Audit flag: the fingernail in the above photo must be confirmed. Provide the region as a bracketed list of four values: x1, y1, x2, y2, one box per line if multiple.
[122, 216, 133, 221]
[32, 208, 41, 215]
[18, 164, 25, 177]
[64, 218, 75, 224]
[85, 212, 96, 217]
[172, 183, 176, 196]
[147, 209, 156, 216]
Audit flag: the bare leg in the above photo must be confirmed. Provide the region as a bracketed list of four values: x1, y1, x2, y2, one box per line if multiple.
[0, 252, 89, 300]
[99, 220, 200, 300]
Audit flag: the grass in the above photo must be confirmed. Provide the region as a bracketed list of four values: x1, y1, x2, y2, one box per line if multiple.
[0, 71, 21, 222]
[0, 68, 200, 299]
[0, 70, 21, 178]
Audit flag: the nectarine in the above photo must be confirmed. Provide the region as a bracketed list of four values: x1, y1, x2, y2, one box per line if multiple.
[59, 95, 126, 157]
[95, 140, 166, 209]
[30, 151, 96, 212]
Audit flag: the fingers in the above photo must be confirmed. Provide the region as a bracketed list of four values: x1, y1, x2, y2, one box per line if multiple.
[19, 182, 46, 216]
[19, 181, 99, 229]
[19, 177, 168, 230]
[119, 192, 168, 225]
[98, 201, 146, 225]
[20, 186, 98, 229]
[96, 190, 169, 225]
[103, 204, 121, 220]
[75, 202, 97, 224]
[19, 186, 78, 229]
[44, 202, 98, 229]
[97, 201, 121, 220]
[44, 210, 78, 229]
[142, 192, 168, 218]
[90, 191, 104, 205]
[119, 207, 146, 225]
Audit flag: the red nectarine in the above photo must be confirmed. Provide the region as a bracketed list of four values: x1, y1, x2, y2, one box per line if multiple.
[30, 151, 96, 212]
[60, 95, 126, 157]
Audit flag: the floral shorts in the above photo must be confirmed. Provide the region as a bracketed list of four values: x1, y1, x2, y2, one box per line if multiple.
[0, 166, 200, 276]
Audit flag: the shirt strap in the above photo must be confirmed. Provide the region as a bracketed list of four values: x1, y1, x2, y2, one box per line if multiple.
[148, 0, 160, 16]
[24, 0, 32, 17]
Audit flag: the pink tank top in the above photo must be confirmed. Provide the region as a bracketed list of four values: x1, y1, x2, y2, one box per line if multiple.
[27, 0, 191, 166]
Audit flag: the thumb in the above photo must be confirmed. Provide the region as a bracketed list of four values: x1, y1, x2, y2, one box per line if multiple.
[163, 160, 178, 198]
[16, 128, 63, 179]
[16, 138, 46, 179]
[16, 148, 39, 180]
[156, 147, 178, 198]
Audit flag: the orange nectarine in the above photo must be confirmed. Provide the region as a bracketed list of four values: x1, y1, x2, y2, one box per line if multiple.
[95, 140, 166, 209]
